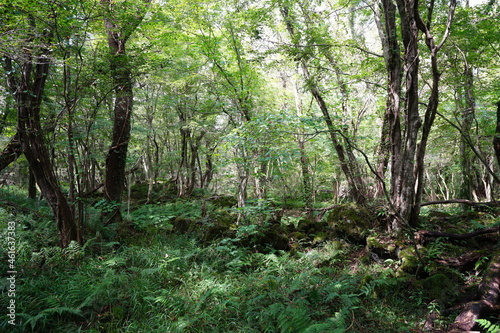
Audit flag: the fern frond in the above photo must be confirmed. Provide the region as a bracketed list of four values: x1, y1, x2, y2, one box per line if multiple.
[476, 318, 500, 333]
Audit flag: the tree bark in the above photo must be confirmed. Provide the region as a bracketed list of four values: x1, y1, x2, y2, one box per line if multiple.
[101, 0, 150, 223]
[459, 63, 475, 206]
[493, 101, 500, 168]
[373, 0, 402, 199]
[4, 55, 77, 247]
[0, 134, 23, 172]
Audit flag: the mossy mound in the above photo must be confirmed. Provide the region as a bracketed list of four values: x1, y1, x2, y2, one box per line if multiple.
[171, 217, 198, 233]
[415, 273, 458, 304]
[129, 182, 177, 204]
[326, 204, 374, 243]
[398, 246, 426, 275]
[208, 195, 238, 208]
[366, 235, 399, 261]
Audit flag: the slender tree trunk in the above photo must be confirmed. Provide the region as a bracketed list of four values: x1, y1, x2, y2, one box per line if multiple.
[459, 63, 475, 208]
[373, 0, 402, 199]
[411, 0, 457, 225]
[493, 101, 500, 168]
[279, 2, 367, 205]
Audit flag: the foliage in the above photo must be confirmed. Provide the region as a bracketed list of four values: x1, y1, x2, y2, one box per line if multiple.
[0, 196, 437, 333]
[476, 319, 500, 333]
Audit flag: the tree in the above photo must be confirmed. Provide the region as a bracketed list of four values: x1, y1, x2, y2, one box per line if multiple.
[100, 0, 151, 224]
[376, 0, 457, 230]
[2, 1, 78, 247]
[277, 0, 369, 205]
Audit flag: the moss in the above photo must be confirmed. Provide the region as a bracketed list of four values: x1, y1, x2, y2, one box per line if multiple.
[326, 204, 374, 243]
[313, 232, 328, 244]
[366, 235, 399, 262]
[209, 195, 237, 208]
[212, 209, 236, 228]
[259, 229, 290, 251]
[398, 246, 424, 274]
[366, 236, 396, 252]
[290, 231, 307, 241]
[415, 273, 457, 303]
[361, 274, 374, 285]
[171, 217, 197, 233]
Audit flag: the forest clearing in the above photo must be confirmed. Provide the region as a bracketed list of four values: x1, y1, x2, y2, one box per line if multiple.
[1, 0, 500, 331]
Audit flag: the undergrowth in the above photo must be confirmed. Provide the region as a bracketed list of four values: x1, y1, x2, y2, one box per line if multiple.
[0, 193, 445, 332]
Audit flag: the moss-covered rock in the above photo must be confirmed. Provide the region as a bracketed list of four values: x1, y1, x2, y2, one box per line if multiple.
[209, 195, 238, 208]
[326, 204, 374, 243]
[398, 246, 426, 275]
[212, 209, 236, 228]
[415, 273, 457, 303]
[366, 235, 399, 262]
[296, 219, 328, 235]
[129, 182, 177, 204]
[171, 217, 197, 233]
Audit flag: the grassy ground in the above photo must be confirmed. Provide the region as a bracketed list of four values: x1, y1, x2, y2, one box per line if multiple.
[1, 189, 498, 332]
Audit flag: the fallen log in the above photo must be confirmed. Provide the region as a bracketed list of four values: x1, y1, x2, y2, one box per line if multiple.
[435, 250, 487, 270]
[420, 199, 500, 208]
[416, 225, 500, 244]
[448, 252, 500, 332]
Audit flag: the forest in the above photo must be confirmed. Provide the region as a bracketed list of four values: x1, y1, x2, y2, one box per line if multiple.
[1, 0, 500, 331]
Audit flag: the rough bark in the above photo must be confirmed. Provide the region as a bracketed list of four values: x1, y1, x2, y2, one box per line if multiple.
[101, 0, 150, 223]
[4, 55, 77, 247]
[387, 0, 421, 230]
[381, 0, 456, 231]
[374, 0, 403, 200]
[493, 101, 500, 168]
[0, 134, 23, 172]
[459, 64, 475, 205]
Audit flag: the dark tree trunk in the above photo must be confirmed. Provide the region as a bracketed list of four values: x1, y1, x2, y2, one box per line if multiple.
[459, 65, 475, 205]
[374, 0, 402, 199]
[0, 134, 23, 172]
[28, 167, 37, 199]
[493, 101, 500, 168]
[101, 0, 149, 223]
[4, 56, 77, 247]
[382, 0, 456, 231]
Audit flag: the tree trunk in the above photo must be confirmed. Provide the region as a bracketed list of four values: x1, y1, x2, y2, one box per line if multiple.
[0, 134, 23, 172]
[4, 56, 77, 247]
[493, 101, 500, 168]
[384, 0, 456, 231]
[279, 2, 367, 205]
[459, 64, 475, 206]
[101, 0, 149, 223]
[373, 0, 402, 199]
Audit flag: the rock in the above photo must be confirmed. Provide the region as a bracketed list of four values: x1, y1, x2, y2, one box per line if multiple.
[326, 204, 374, 243]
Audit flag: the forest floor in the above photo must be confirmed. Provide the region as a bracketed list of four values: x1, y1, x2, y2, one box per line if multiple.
[1, 186, 500, 332]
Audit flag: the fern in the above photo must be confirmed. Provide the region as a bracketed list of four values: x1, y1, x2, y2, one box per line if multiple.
[277, 304, 311, 333]
[476, 319, 500, 333]
[18, 307, 84, 330]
